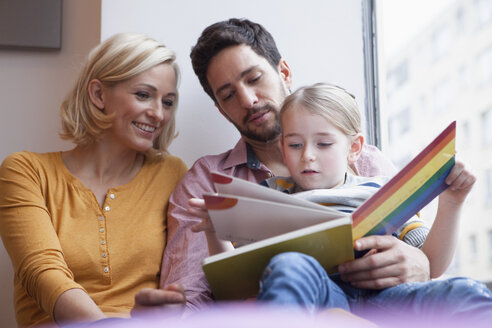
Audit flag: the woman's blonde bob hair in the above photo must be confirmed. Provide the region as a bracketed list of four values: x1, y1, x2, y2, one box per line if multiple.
[280, 82, 362, 137]
[60, 33, 180, 156]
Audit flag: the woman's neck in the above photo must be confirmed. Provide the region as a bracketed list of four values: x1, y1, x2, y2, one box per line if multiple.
[62, 142, 144, 187]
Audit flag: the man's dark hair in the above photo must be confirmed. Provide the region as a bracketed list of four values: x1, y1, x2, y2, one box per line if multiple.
[190, 18, 282, 103]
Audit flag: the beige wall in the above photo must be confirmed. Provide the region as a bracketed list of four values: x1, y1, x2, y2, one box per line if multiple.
[0, 1, 101, 325]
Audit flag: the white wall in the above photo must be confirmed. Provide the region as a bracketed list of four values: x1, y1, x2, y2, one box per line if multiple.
[0, 1, 102, 325]
[101, 0, 367, 166]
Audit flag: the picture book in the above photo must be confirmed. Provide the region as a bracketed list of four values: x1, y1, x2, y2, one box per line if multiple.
[202, 121, 456, 300]
[202, 217, 353, 300]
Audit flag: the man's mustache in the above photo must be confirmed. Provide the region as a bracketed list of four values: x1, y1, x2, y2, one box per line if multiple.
[243, 104, 276, 125]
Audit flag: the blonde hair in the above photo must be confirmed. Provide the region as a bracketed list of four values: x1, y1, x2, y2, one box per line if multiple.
[60, 33, 180, 156]
[280, 82, 361, 137]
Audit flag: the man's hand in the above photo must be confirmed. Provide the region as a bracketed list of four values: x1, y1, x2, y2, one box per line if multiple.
[338, 235, 430, 289]
[131, 284, 186, 317]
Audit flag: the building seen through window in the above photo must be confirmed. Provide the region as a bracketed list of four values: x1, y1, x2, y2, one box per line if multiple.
[489, 230, 492, 266]
[487, 170, 492, 204]
[483, 109, 492, 146]
[379, 0, 492, 282]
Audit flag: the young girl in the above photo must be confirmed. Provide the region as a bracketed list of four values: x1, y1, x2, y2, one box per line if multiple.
[192, 82, 475, 279]
[262, 82, 475, 278]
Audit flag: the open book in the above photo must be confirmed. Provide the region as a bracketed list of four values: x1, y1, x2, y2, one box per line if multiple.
[202, 121, 456, 300]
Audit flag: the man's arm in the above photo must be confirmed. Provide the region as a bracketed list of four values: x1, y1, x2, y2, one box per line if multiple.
[338, 235, 430, 289]
[351, 144, 397, 177]
[159, 159, 216, 309]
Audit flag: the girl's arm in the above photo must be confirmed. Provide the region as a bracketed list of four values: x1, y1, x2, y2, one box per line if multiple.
[188, 198, 234, 255]
[421, 161, 476, 278]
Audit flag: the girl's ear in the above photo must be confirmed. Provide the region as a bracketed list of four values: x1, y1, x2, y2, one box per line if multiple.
[87, 79, 105, 110]
[347, 133, 364, 164]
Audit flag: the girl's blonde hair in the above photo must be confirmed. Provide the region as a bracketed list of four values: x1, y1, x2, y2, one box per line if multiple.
[60, 33, 180, 156]
[280, 82, 361, 137]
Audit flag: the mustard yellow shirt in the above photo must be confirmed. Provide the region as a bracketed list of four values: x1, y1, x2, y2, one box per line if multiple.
[0, 151, 187, 327]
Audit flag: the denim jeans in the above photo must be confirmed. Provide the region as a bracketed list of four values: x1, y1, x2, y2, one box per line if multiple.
[257, 252, 492, 325]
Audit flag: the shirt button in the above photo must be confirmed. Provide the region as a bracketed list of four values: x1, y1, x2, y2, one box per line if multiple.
[102, 252, 107, 258]
[109, 193, 115, 199]
[101, 240, 106, 245]
[104, 206, 110, 211]
[99, 216, 104, 221]
[104, 267, 109, 273]
[99, 228, 104, 233]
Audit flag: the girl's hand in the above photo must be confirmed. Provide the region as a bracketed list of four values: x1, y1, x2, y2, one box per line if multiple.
[188, 198, 234, 255]
[189, 198, 215, 233]
[441, 160, 476, 204]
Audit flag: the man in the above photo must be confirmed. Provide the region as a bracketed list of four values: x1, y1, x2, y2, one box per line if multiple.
[152, 18, 428, 308]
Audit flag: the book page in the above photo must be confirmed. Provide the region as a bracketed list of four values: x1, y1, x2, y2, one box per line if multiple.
[204, 192, 346, 244]
[211, 172, 327, 210]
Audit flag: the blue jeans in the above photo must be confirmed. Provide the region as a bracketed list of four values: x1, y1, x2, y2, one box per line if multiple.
[257, 252, 492, 325]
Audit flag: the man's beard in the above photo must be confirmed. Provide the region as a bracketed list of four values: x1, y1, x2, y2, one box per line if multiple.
[235, 104, 281, 143]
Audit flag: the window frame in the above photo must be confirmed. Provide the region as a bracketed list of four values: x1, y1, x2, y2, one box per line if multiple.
[362, 0, 382, 149]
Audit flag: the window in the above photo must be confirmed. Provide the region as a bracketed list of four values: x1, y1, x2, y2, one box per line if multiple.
[418, 95, 427, 114]
[475, 0, 492, 28]
[458, 120, 470, 150]
[477, 46, 492, 86]
[432, 26, 451, 60]
[388, 108, 411, 143]
[470, 234, 478, 262]
[447, 253, 460, 275]
[386, 60, 409, 95]
[458, 65, 471, 90]
[487, 170, 492, 204]
[456, 6, 465, 33]
[489, 230, 492, 265]
[433, 79, 452, 114]
[482, 109, 492, 146]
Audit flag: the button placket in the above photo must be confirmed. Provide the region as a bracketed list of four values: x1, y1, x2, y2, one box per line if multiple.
[98, 213, 109, 275]
[100, 191, 115, 279]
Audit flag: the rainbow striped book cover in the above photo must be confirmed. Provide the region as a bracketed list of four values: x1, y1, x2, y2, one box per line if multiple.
[351, 121, 456, 240]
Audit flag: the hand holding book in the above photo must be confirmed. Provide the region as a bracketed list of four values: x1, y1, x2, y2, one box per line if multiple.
[189, 198, 235, 255]
[189, 198, 214, 233]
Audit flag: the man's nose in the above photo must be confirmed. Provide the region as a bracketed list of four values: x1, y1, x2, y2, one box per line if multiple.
[236, 86, 258, 109]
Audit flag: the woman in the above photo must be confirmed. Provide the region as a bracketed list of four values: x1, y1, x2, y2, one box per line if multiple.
[0, 33, 187, 327]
